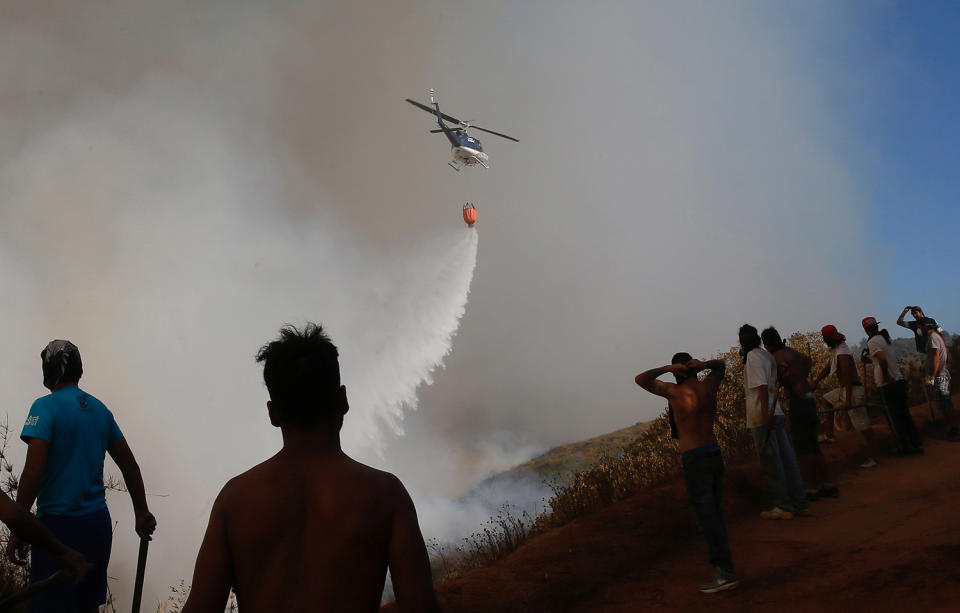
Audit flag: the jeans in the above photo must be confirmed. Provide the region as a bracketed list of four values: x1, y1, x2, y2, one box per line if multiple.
[682, 448, 733, 572]
[880, 379, 922, 452]
[751, 416, 809, 512]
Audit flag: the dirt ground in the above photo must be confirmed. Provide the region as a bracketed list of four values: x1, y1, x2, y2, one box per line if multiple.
[394, 401, 960, 612]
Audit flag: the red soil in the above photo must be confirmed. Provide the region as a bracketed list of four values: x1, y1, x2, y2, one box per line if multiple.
[389, 400, 960, 612]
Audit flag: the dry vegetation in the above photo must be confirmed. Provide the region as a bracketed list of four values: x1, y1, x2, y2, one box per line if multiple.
[427, 330, 960, 587]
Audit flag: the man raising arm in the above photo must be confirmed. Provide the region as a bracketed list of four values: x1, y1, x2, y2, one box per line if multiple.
[636, 353, 737, 593]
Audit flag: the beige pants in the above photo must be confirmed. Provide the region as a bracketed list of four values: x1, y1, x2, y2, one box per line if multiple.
[823, 386, 870, 431]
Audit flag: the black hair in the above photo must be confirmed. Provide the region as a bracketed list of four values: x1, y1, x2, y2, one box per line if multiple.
[824, 335, 844, 349]
[761, 327, 785, 352]
[670, 352, 692, 383]
[738, 324, 761, 358]
[866, 324, 892, 345]
[255, 323, 342, 429]
[63, 358, 82, 383]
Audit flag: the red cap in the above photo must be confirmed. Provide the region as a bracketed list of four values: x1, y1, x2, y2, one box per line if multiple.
[861, 316, 878, 330]
[821, 324, 845, 341]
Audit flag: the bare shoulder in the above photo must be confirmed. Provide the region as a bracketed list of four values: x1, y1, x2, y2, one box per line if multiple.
[345, 458, 409, 500]
[215, 456, 282, 506]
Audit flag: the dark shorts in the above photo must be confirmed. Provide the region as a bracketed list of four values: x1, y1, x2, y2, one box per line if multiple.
[30, 507, 112, 613]
[788, 395, 820, 456]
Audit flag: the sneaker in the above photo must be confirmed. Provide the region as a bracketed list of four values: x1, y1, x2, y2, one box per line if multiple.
[805, 489, 820, 502]
[859, 457, 879, 468]
[818, 484, 839, 498]
[794, 508, 813, 517]
[699, 568, 739, 593]
[760, 507, 794, 520]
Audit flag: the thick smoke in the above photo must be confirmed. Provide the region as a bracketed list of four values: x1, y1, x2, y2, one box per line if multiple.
[1, 0, 885, 608]
[0, 89, 481, 604]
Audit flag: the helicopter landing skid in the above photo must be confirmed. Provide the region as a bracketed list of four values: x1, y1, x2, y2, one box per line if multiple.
[448, 161, 462, 172]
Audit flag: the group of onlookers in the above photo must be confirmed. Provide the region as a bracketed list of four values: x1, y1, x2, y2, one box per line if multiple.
[1, 308, 952, 608]
[636, 305, 954, 594]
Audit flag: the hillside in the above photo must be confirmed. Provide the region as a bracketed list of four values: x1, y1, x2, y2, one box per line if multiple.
[456, 420, 656, 512]
[386, 398, 960, 612]
[491, 420, 655, 485]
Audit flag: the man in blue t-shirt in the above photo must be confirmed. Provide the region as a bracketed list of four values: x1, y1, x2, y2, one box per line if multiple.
[6, 340, 157, 613]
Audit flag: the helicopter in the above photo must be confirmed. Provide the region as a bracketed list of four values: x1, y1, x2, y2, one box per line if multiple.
[406, 89, 518, 171]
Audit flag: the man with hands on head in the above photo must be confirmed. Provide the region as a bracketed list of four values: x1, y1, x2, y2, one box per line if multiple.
[636, 353, 738, 594]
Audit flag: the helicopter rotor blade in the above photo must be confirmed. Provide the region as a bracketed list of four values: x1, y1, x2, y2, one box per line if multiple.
[405, 99, 462, 125]
[469, 125, 519, 143]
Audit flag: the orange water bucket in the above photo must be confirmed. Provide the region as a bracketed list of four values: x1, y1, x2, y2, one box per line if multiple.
[462, 203, 477, 227]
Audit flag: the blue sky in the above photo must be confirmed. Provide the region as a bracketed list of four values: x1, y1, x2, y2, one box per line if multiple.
[811, 2, 959, 328]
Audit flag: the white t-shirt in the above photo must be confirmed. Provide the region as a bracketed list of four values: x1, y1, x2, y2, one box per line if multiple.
[867, 335, 903, 386]
[928, 331, 948, 376]
[744, 347, 783, 428]
[828, 342, 854, 377]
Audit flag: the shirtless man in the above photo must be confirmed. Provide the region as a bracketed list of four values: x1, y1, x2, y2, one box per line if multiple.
[761, 327, 837, 499]
[636, 353, 737, 593]
[182, 324, 438, 613]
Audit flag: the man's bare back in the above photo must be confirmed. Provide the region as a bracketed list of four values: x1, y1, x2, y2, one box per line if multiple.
[232, 451, 421, 611]
[636, 359, 726, 452]
[182, 324, 438, 612]
[184, 446, 436, 613]
[771, 347, 812, 398]
[635, 356, 737, 592]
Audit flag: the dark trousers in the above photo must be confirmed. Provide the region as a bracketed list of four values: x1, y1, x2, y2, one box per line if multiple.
[682, 449, 733, 572]
[30, 507, 112, 613]
[881, 379, 922, 452]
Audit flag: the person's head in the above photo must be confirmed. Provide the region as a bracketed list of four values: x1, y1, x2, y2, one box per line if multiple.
[820, 324, 846, 349]
[917, 317, 938, 335]
[738, 324, 761, 358]
[256, 323, 347, 431]
[861, 316, 891, 344]
[41, 340, 82, 391]
[910, 306, 925, 320]
[761, 327, 785, 353]
[671, 352, 692, 383]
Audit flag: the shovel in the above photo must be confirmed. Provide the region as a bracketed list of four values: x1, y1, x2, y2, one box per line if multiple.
[130, 538, 149, 613]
